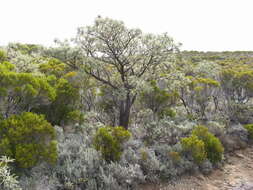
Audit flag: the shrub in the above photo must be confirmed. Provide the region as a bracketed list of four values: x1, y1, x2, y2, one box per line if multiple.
[168, 151, 181, 163]
[54, 125, 105, 190]
[33, 77, 80, 126]
[192, 125, 224, 164]
[0, 156, 21, 190]
[181, 135, 207, 164]
[244, 124, 253, 140]
[0, 112, 57, 168]
[66, 110, 84, 124]
[142, 119, 194, 146]
[140, 149, 148, 161]
[0, 64, 56, 118]
[199, 160, 213, 175]
[158, 107, 176, 119]
[0, 50, 7, 63]
[93, 126, 131, 162]
[101, 162, 145, 190]
[138, 148, 160, 182]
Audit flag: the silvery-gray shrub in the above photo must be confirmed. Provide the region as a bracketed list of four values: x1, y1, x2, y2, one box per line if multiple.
[0, 156, 22, 190]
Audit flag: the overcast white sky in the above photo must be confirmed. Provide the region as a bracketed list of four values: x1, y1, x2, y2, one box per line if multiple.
[1, 0, 253, 51]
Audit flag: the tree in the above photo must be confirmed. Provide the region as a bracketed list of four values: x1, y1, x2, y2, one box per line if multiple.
[7, 43, 44, 55]
[39, 58, 67, 78]
[34, 77, 81, 125]
[139, 80, 178, 119]
[180, 77, 220, 119]
[6, 43, 45, 73]
[75, 17, 178, 129]
[36, 58, 82, 125]
[43, 40, 84, 70]
[219, 64, 253, 122]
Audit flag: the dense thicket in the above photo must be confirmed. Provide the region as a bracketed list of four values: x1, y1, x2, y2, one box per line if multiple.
[0, 17, 253, 190]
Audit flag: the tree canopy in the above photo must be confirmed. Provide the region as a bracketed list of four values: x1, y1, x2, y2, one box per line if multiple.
[75, 17, 179, 128]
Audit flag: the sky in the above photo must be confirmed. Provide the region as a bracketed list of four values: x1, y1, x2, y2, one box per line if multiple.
[1, 0, 253, 51]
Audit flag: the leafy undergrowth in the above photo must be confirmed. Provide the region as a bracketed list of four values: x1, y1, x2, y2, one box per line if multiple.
[139, 146, 253, 190]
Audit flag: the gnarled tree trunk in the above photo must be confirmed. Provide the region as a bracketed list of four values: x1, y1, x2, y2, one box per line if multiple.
[119, 92, 135, 129]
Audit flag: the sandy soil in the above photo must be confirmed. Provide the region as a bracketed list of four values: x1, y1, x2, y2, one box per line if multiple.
[139, 146, 253, 190]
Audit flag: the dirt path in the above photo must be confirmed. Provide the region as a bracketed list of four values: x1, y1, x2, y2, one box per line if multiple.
[139, 146, 253, 190]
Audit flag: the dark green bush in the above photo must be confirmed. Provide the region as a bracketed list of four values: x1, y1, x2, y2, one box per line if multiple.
[33, 77, 80, 125]
[192, 125, 224, 164]
[93, 126, 131, 162]
[0, 112, 57, 168]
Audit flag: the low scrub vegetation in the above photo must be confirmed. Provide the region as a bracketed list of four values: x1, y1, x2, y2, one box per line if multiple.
[181, 135, 207, 164]
[192, 125, 224, 164]
[0, 112, 57, 168]
[182, 126, 224, 164]
[244, 124, 253, 140]
[0, 17, 252, 189]
[93, 126, 131, 162]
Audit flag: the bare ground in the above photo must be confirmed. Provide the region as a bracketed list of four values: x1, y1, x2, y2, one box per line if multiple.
[139, 146, 253, 190]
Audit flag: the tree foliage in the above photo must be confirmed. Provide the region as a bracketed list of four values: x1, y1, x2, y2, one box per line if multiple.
[0, 62, 56, 118]
[76, 16, 179, 128]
